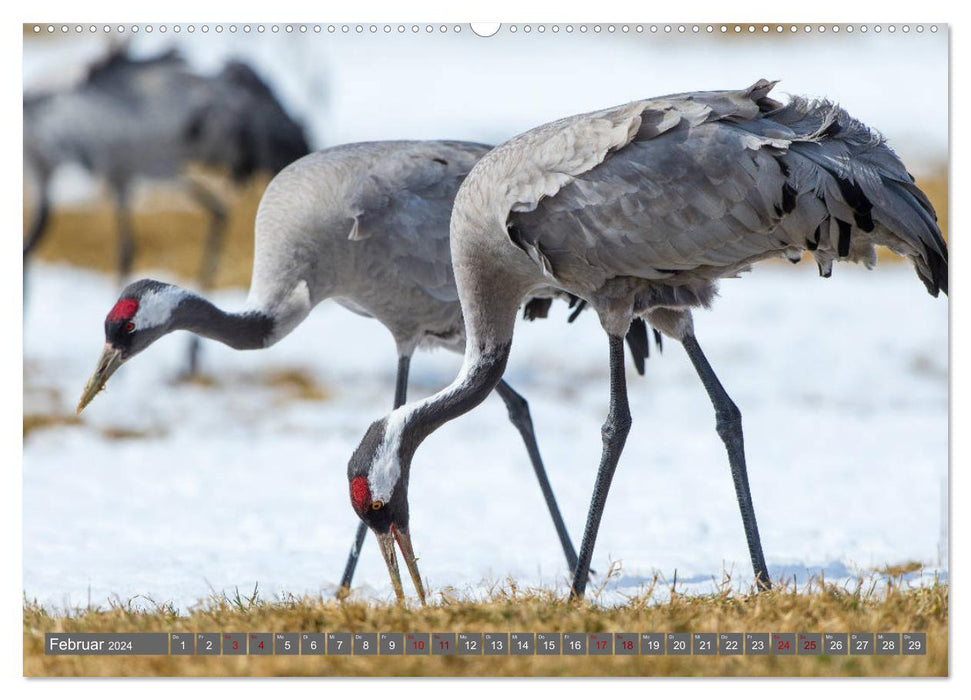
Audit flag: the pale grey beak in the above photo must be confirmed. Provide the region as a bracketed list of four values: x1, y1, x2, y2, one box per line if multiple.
[375, 526, 426, 606]
[77, 344, 125, 414]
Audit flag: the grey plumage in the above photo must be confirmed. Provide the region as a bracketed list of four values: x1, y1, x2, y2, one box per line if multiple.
[250, 140, 647, 356]
[247, 141, 491, 355]
[492, 80, 945, 326]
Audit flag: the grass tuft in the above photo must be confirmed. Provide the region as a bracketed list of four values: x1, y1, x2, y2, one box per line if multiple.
[171, 367, 332, 403]
[23, 413, 81, 437]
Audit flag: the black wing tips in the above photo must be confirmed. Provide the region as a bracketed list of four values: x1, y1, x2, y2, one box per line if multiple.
[624, 317, 650, 376]
[890, 180, 948, 297]
[913, 204, 948, 298]
[522, 298, 552, 321]
[924, 246, 949, 297]
[770, 96, 947, 299]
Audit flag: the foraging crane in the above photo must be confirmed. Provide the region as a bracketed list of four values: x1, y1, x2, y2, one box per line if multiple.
[75, 140, 635, 599]
[24, 47, 310, 375]
[346, 80, 948, 602]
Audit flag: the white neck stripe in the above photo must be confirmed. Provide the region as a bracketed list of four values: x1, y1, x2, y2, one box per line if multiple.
[132, 287, 188, 329]
[366, 347, 481, 502]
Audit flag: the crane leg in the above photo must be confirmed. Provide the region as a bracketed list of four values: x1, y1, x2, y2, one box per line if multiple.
[23, 191, 50, 260]
[193, 186, 228, 290]
[494, 379, 579, 572]
[114, 187, 136, 284]
[338, 354, 411, 593]
[184, 184, 229, 377]
[570, 335, 631, 600]
[23, 188, 51, 300]
[681, 333, 772, 591]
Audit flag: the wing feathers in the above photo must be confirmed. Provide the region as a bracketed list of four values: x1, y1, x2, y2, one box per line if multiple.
[501, 83, 946, 299]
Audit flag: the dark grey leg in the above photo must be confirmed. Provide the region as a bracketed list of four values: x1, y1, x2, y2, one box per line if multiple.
[23, 189, 50, 260]
[570, 335, 632, 599]
[339, 521, 369, 593]
[339, 355, 411, 591]
[494, 379, 579, 572]
[392, 355, 410, 409]
[192, 185, 229, 291]
[113, 184, 135, 283]
[185, 184, 229, 376]
[681, 333, 771, 591]
[23, 186, 50, 300]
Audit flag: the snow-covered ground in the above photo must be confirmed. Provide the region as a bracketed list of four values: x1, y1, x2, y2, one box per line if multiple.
[23, 260, 947, 610]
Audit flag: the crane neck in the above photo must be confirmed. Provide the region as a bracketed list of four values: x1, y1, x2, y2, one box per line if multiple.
[392, 269, 525, 465]
[172, 293, 275, 350]
[401, 341, 512, 459]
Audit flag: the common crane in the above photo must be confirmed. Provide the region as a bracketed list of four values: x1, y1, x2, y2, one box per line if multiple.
[345, 80, 947, 601]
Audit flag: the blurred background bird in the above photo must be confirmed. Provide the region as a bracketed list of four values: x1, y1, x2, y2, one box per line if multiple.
[23, 45, 311, 375]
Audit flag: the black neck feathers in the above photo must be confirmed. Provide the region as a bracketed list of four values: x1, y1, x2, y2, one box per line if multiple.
[176, 295, 274, 350]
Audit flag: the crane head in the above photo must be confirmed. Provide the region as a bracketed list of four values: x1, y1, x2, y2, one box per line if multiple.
[347, 417, 426, 606]
[77, 280, 185, 414]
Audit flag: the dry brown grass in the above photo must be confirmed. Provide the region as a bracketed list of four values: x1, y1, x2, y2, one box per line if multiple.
[97, 426, 168, 441]
[173, 367, 332, 403]
[260, 369, 331, 401]
[22, 412, 81, 437]
[23, 361, 330, 439]
[23, 412, 168, 441]
[23, 577, 947, 677]
[25, 176, 271, 290]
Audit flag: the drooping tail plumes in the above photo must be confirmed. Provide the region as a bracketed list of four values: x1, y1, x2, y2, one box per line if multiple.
[750, 96, 947, 296]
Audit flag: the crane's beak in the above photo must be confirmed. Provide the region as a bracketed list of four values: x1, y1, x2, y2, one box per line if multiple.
[77, 344, 125, 414]
[375, 526, 426, 606]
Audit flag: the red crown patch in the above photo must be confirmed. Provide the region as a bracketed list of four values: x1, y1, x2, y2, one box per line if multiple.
[107, 298, 139, 323]
[350, 476, 371, 513]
